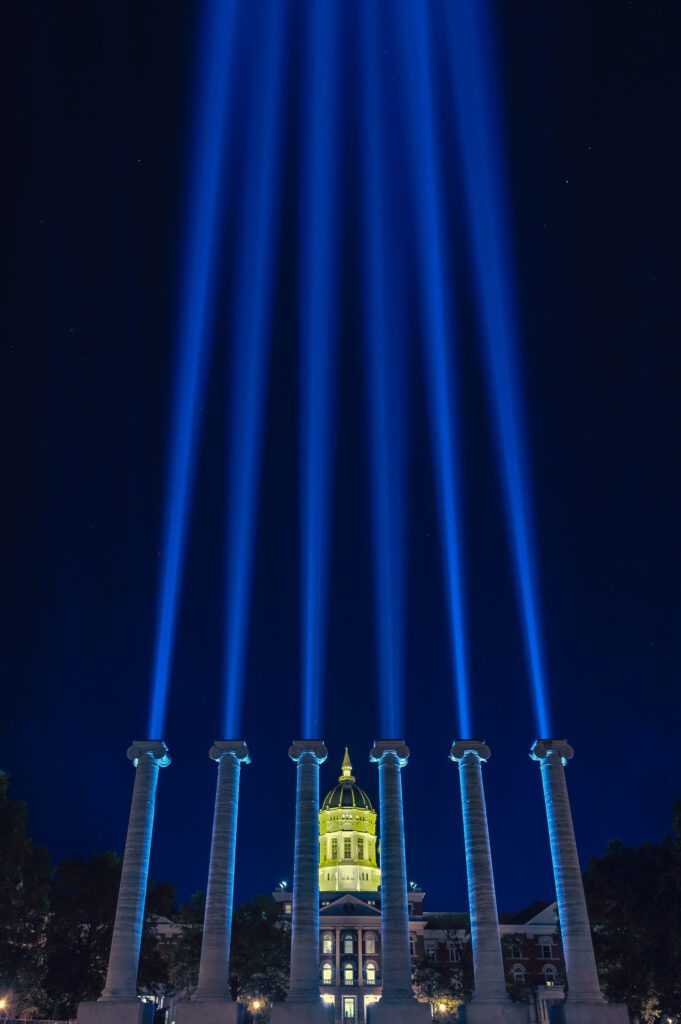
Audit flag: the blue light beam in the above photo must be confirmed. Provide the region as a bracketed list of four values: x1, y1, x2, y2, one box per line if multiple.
[397, 1, 472, 736]
[360, 4, 409, 738]
[148, 0, 238, 738]
[222, 0, 289, 738]
[443, 0, 552, 736]
[299, 0, 341, 738]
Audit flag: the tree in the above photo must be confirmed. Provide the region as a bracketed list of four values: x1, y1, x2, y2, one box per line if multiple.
[583, 799, 681, 1023]
[229, 896, 290, 1008]
[0, 772, 51, 1016]
[40, 852, 174, 1018]
[160, 891, 205, 997]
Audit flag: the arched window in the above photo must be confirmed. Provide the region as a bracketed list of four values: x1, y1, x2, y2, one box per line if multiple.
[343, 962, 354, 985]
[543, 965, 557, 986]
[512, 964, 525, 984]
[365, 962, 377, 985]
[322, 961, 334, 985]
[365, 932, 377, 955]
[322, 933, 334, 955]
[343, 933, 354, 954]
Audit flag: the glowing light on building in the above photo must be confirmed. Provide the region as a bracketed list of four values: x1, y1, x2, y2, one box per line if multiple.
[148, 0, 238, 737]
[299, 0, 341, 738]
[360, 2, 408, 738]
[443, 0, 552, 735]
[222, 0, 288, 737]
[397, 2, 472, 736]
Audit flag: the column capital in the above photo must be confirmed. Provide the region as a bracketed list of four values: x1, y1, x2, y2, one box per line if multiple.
[450, 739, 491, 763]
[370, 739, 410, 766]
[288, 739, 328, 764]
[126, 740, 171, 768]
[209, 739, 251, 764]
[530, 738, 574, 766]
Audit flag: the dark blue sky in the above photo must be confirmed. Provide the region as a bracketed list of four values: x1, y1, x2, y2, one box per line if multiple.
[3, 0, 680, 917]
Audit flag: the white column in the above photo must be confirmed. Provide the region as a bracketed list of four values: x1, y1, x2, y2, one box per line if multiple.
[368, 741, 429, 1022]
[451, 740, 509, 1004]
[100, 740, 171, 1001]
[531, 739, 604, 1003]
[195, 740, 250, 1000]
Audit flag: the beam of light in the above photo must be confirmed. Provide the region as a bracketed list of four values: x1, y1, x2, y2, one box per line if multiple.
[360, 4, 408, 739]
[299, 0, 341, 739]
[443, 0, 552, 736]
[148, 0, 237, 738]
[222, 0, 289, 738]
[396, 2, 472, 737]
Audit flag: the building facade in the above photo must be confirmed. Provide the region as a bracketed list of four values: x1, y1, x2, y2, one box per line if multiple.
[271, 750, 566, 1024]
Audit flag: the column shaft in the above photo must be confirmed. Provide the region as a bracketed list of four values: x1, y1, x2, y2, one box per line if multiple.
[533, 742, 603, 1003]
[101, 742, 169, 1001]
[196, 754, 241, 999]
[376, 754, 412, 1001]
[289, 753, 323, 1000]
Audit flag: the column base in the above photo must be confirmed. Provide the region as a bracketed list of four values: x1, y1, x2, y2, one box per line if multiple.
[270, 1000, 334, 1024]
[366, 999, 431, 1024]
[460, 1001, 531, 1024]
[553, 1003, 629, 1024]
[76, 1001, 154, 1024]
[174, 999, 244, 1024]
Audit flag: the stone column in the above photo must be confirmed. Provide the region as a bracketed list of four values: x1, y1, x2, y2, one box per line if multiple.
[367, 741, 429, 1024]
[272, 740, 331, 1024]
[77, 740, 170, 1024]
[451, 741, 527, 1024]
[531, 740, 629, 1024]
[176, 741, 250, 1024]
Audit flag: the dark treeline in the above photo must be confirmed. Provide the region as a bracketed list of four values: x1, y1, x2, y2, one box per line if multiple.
[1, 773, 679, 1022]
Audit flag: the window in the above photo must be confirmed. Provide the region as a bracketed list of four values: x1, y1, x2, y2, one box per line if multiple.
[365, 962, 377, 985]
[543, 965, 557, 986]
[357, 837, 364, 859]
[322, 962, 334, 985]
[409, 935, 416, 956]
[510, 943, 522, 959]
[425, 943, 436, 962]
[344, 838, 352, 859]
[331, 838, 338, 859]
[448, 944, 459, 962]
[283, 902, 291, 915]
[343, 962, 354, 985]
[343, 933, 354, 954]
[323, 934, 334, 954]
[365, 933, 377, 955]
[541, 943, 553, 960]
[512, 965, 525, 984]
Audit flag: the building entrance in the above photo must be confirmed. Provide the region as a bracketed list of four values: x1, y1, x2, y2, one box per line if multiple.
[342, 995, 356, 1021]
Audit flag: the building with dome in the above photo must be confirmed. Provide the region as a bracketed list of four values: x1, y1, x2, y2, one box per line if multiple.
[272, 749, 566, 1024]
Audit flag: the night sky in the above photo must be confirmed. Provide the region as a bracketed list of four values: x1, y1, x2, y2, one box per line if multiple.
[4, 0, 680, 919]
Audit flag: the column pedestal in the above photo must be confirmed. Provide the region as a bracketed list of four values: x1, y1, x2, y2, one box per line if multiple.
[531, 740, 629, 1024]
[271, 741, 332, 1024]
[172, 1003, 243, 1024]
[76, 1002, 154, 1024]
[367, 741, 430, 1024]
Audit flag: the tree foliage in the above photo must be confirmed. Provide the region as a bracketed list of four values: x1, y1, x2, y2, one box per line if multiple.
[229, 895, 290, 1007]
[584, 799, 681, 1023]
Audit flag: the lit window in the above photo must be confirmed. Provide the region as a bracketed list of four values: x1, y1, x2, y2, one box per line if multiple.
[365, 933, 376, 955]
[322, 962, 334, 985]
[512, 965, 525, 984]
[343, 962, 354, 985]
[543, 965, 557, 986]
[357, 837, 364, 859]
[331, 838, 338, 859]
[284, 903, 291, 915]
[365, 962, 376, 985]
[344, 838, 352, 859]
[343, 933, 354, 954]
[323, 934, 334, 954]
